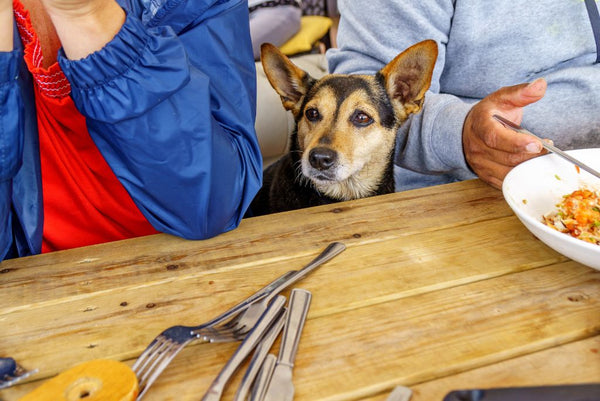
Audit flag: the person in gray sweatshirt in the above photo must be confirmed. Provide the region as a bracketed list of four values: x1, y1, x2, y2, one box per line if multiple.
[327, 0, 600, 191]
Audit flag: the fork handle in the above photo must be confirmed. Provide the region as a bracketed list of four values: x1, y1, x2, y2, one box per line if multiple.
[265, 242, 345, 303]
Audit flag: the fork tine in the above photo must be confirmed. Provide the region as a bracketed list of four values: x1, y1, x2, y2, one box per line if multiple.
[132, 336, 171, 375]
[137, 340, 191, 399]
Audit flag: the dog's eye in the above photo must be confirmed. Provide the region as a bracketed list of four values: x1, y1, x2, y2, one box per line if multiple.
[305, 108, 321, 122]
[351, 111, 373, 127]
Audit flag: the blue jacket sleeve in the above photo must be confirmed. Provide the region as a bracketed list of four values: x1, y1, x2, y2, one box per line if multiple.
[58, 0, 262, 240]
[0, 49, 24, 259]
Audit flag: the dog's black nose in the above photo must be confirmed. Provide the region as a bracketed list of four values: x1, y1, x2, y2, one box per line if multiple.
[308, 147, 337, 171]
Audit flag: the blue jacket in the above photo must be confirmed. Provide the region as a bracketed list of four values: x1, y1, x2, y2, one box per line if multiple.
[0, 0, 262, 260]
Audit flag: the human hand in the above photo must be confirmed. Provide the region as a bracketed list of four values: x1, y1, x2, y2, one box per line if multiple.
[0, 0, 13, 52]
[462, 78, 548, 189]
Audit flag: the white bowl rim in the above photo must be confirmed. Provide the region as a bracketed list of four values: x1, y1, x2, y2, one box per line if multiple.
[502, 148, 600, 259]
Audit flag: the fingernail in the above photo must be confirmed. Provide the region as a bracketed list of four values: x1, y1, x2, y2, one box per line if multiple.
[526, 78, 545, 94]
[526, 142, 541, 153]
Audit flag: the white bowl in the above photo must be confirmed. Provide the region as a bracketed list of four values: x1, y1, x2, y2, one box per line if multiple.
[502, 148, 600, 270]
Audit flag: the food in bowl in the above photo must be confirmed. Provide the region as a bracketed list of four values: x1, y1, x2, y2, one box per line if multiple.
[542, 188, 600, 245]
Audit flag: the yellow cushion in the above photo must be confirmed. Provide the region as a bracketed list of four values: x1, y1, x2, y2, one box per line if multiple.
[279, 16, 332, 56]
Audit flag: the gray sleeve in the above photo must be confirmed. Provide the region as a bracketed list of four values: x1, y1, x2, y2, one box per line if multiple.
[327, 0, 476, 185]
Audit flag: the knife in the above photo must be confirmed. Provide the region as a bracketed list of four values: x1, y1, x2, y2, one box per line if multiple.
[201, 295, 286, 401]
[249, 354, 277, 401]
[262, 289, 312, 401]
[492, 114, 600, 180]
[234, 310, 286, 401]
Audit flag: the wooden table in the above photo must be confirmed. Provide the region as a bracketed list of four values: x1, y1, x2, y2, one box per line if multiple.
[1, 179, 598, 401]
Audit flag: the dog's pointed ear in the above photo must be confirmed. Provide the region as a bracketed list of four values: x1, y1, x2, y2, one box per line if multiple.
[379, 40, 438, 115]
[261, 43, 315, 113]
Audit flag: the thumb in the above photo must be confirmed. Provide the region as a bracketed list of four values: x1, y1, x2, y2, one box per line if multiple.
[491, 78, 547, 109]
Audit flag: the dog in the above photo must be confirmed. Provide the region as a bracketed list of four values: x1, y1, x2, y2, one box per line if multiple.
[250, 40, 438, 216]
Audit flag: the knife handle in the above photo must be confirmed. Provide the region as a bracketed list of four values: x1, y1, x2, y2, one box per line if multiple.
[201, 295, 286, 401]
[234, 311, 286, 401]
[277, 288, 312, 367]
[249, 354, 277, 401]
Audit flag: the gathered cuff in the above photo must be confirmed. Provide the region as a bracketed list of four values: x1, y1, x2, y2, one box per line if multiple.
[59, 13, 190, 122]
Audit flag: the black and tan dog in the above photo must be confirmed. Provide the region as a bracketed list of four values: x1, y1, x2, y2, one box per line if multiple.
[250, 40, 438, 216]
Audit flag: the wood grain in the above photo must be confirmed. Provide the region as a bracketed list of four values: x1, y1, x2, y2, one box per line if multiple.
[1, 179, 597, 401]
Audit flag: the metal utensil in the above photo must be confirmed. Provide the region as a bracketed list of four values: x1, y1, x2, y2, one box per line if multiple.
[0, 357, 38, 390]
[234, 311, 286, 401]
[493, 114, 600, 180]
[249, 354, 277, 401]
[133, 241, 345, 399]
[201, 295, 287, 401]
[386, 386, 413, 401]
[202, 241, 345, 344]
[263, 289, 312, 401]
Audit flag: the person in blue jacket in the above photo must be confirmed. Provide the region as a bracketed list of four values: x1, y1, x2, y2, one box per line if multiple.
[0, 0, 262, 260]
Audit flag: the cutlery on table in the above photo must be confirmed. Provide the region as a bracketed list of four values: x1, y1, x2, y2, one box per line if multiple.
[133, 241, 345, 399]
[201, 295, 287, 401]
[0, 357, 38, 390]
[234, 310, 286, 401]
[385, 386, 412, 401]
[249, 354, 277, 401]
[263, 289, 312, 401]
[493, 114, 600, 179]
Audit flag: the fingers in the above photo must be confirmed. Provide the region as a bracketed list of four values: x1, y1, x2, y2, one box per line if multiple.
[487, 78, 547, 109]
[462, 80, 549, 188]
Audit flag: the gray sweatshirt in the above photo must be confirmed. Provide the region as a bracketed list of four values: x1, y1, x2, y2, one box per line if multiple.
[327, 0, 600, 191]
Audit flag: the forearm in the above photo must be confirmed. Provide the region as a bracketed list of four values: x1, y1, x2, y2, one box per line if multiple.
[60, 6, 261, 239]
[42, 0, 125, 60]
[0, 1, 13, 52]
[395, 93, 475, 177]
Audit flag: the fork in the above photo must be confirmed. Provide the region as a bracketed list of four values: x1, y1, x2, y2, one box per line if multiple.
[201, 242, 345, 343]
[132, 241, 345, 399]
[0, 357, 38, 390]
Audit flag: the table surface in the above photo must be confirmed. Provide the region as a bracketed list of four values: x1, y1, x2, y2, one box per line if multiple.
[1, 179, 598, 401]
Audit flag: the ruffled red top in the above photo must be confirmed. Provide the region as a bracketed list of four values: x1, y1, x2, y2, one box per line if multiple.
[14, 1, 158, 252]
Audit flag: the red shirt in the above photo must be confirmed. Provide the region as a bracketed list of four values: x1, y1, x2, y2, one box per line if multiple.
[14, 1, 159, 252]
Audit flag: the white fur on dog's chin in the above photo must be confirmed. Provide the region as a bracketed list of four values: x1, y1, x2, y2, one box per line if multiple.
[302, 158, 382, 201]
[312, 174, 378, 201]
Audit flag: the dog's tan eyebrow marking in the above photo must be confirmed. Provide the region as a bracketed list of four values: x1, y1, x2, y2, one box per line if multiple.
[317, 76, 396, 129]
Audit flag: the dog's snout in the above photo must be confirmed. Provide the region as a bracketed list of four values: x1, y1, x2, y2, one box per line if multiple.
[309, 147, 337, 170]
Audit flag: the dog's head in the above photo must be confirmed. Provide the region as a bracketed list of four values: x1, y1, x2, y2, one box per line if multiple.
[261, 40, 437, 200]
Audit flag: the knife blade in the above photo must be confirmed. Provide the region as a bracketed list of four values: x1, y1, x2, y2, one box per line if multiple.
[493, 114, 600, 180]
[263, 289, 312, 401]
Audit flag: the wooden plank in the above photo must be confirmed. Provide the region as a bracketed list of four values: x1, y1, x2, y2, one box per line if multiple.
[0, 216, 564, 382]
[359, 336, 600, 400]
[0, 180, 512, 308]
[2, 263, 597, 401]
